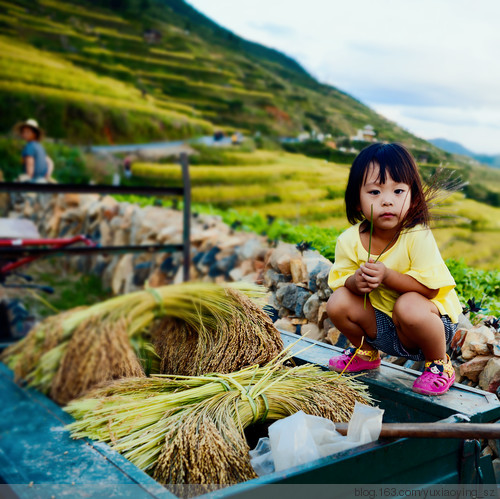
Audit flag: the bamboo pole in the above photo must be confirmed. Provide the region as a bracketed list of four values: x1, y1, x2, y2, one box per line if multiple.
[333, 422, 500, 439]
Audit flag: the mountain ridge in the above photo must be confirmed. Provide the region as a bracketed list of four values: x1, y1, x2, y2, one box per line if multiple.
[0, 0, 457, 163]
[429, 138, 500, 168]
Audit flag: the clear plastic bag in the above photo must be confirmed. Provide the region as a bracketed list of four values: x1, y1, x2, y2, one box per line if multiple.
[249, 402, 384, 475]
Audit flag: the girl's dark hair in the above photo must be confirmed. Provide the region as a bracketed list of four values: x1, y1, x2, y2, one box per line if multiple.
[345, 142, 430, 229]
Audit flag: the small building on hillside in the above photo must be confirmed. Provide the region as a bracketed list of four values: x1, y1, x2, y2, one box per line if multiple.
[143, 29, 162, 44]
[351, 125, 376, 142]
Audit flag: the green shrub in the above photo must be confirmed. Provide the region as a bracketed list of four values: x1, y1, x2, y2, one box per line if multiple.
[446, 258, 500, 315]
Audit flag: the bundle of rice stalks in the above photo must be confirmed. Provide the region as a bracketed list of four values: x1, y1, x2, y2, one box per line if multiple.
[1, 282, 283, 405]
[66, 355, 372, 486]
[153, 287, 282, 375]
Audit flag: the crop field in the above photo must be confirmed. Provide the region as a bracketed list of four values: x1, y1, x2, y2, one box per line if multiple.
[0, 34, 213, 142]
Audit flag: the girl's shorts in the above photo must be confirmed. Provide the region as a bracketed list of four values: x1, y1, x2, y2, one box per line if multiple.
[364, 309, 457, 361]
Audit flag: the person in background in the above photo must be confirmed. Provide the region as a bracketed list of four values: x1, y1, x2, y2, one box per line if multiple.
[14, 119, 53, 182]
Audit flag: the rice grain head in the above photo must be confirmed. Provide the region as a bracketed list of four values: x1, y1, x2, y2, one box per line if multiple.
[51, 316, 144, 405]
[152, 287, 283, 376]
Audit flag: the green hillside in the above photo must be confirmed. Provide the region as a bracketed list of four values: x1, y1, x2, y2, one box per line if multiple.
[0, 0, 447, 156]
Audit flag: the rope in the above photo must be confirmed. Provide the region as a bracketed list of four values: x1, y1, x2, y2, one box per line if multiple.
[145, 284, 166, 316]
[216, 374, 270, 424]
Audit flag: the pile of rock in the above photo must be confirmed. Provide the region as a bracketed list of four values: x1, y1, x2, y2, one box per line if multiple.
[7, 192, 500, 396]
[7, 192, 269, 294]
[450, 315, 500, 394]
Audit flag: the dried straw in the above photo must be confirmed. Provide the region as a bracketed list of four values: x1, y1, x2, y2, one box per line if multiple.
[50, 317, 145, 405]
[153, 287, 283, 375]
[1, 282, 282, 404]
[66, 355, 371, 486]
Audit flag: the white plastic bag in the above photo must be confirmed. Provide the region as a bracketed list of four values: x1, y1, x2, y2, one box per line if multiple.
[347, 401, 384, 444]
[248, 437, 274, 476]
[249, 403, 384, 475]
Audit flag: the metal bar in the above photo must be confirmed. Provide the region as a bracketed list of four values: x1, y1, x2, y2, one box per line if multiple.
[0, 236, 95, 273]
[0, 244, 184, 257]
[180, 152, 191, 282]
[0, 182, 183, 196]
[333, 422, 500, 439]
[0, 236, 94, 247]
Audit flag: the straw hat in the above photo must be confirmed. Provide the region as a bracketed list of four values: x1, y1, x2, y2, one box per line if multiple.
[14, 118, 44, 139]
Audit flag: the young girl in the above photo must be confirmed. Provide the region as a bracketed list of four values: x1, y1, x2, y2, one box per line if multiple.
[327, 143, 462, 396]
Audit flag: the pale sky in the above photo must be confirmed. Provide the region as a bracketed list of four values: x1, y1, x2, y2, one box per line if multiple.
[187, 0, 500, 155]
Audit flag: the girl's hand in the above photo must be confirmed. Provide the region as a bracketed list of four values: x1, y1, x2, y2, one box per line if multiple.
[352, 267, 373, 294]
[360, 259, 388, 291]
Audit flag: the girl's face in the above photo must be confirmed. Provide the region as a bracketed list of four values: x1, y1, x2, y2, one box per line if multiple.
[359, 162, 411, 231]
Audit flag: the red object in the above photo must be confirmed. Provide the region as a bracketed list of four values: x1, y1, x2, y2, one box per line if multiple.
[0, 235, 95, 275]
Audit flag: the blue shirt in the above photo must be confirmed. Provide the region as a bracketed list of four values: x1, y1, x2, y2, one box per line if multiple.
[22, 141, 48, 179]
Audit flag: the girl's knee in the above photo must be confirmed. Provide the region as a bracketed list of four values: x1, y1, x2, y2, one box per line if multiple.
[393, 292, 435, 327]
[326, 287, 354, 321]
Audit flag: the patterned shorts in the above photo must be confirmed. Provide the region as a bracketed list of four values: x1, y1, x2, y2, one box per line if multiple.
[363, 309, 457, 361]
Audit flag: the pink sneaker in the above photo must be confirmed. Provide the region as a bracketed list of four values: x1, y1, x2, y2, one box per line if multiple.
[412, 355, 455, 396]
[328, 347, 381, 373]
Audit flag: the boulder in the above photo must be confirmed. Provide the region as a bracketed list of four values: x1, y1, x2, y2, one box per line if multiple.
[479, 358, 500, 392]
[269, 242, 300, 274]
[489, 439, 500, 459]
[239, 259, 254, 276]
[303, 293, 320, 322]
[148, 268, 168, 287]
[462, 325, 496, 360]
[301, 250, 331, 273]
[111, 254, 134, 294]
[263, 269, 291, 289]
[157, 225, 182, 243]
[301, 323, 324, 342]
[317, 302, 329, 329]
[229, 267, 244, 282]
[276, 255, 291, 275]
[63, 193, 80, 207]
[452, 362, 463, 384]
[99, 220, 112, 246]
[308, 261, 332, 292]
[481, 446, 494, 458]
[100, 195, 120, 221]
[218, 235, 245, 250]
[459, 355, 494, 382]
[237, 238, 265, 260]
[457, 312, 474, 330]
[290, 258, 308, 283]
[253, 259, 265, 271]
[450, 328, 468, 354]
[112, 228, 129, 246]
[274, 318, 296, 334]
[276, 283, 311, 316]
[492, 458, 500, 484]
[326, 327, 341, 345]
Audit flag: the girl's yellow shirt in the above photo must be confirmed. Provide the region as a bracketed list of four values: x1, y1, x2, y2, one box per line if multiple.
[328, 223, 462, 323]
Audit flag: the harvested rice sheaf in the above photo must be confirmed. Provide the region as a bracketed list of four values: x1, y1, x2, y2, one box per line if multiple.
[1, 282, 283, 403]
[153, 287, 283, 375]
[50, 317, 145, 405]
[66, 358, 372, 486]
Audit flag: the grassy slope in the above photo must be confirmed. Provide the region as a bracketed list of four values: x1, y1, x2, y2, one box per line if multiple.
[0, 0, 447, 156]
